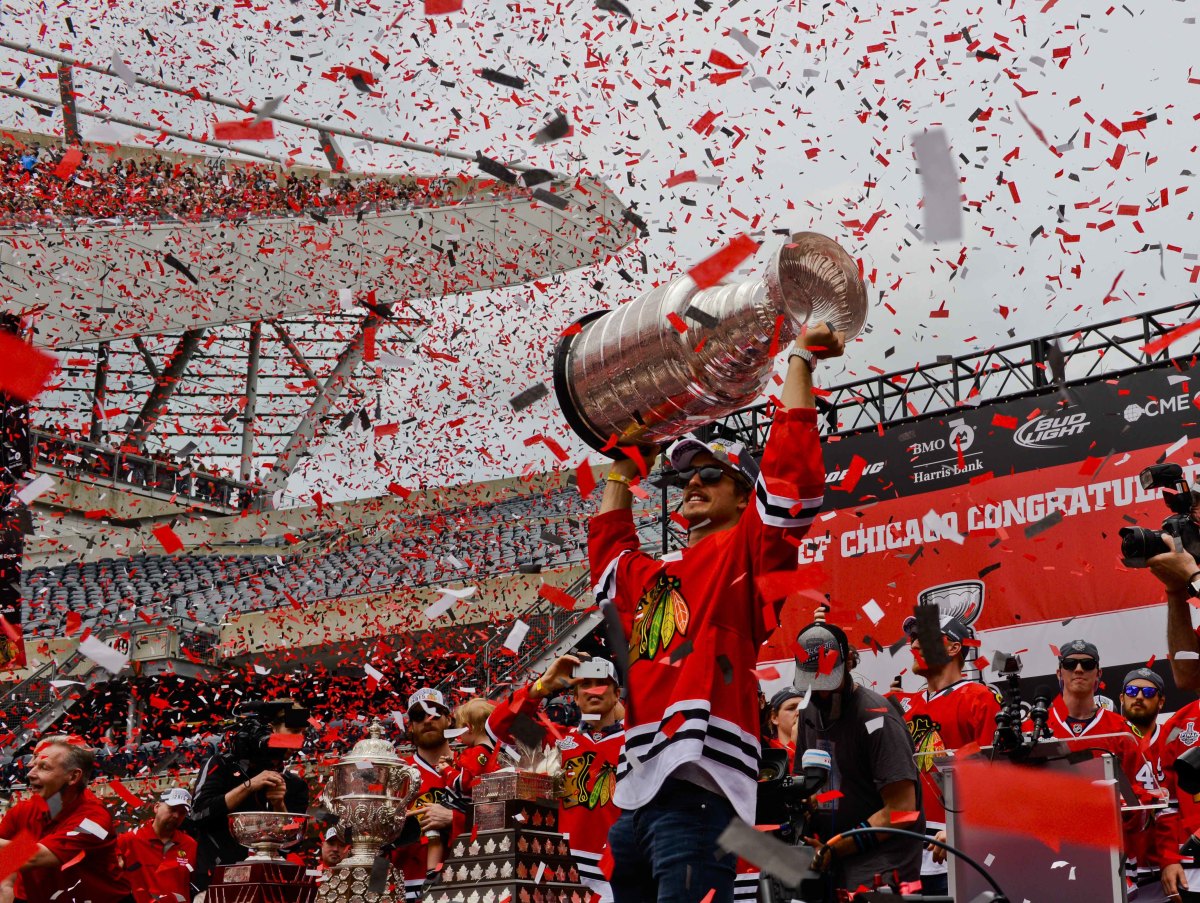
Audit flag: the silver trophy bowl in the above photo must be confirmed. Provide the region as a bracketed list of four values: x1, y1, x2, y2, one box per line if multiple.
[229, 811, 311, 862]
[320, 719, 422, 870]
[553, 231, 868, 452]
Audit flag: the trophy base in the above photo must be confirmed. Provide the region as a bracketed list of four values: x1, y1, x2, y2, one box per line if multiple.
[208, 859, 317, 903]
[318, 864, 405, 903]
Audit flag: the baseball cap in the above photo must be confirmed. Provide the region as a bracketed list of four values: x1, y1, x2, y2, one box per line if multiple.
[769, 687, 803, 711]
[1059, 639, 1100, 663]
[792, 623, 849, 693]
[573, 657, 619, 684]
[1123, 667, 1165, 691]
[902, 613, 974, 645]
[324, 826, 348, 842]
[160, 788, 192, 810]
[407, 688, 449, 716]
[666, 437, 760, 490]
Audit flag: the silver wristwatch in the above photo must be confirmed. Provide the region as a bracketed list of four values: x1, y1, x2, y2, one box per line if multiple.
[788, 348, 817, 372]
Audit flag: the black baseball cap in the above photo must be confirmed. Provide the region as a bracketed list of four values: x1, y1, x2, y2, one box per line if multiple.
[1059, 639, 1099, 663]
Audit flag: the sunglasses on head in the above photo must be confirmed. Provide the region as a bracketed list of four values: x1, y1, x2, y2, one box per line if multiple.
[1059, 657, 1098, 672]
[672, 466, 729, 487]
[1124, 685, 1160, 699]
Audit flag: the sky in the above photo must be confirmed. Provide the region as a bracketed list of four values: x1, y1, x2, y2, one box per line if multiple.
[2, 0, 1198, 501]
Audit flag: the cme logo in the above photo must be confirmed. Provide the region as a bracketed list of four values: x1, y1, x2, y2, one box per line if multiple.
[1122, 392, 1195, 423]
[1013, 411, 1089, 450]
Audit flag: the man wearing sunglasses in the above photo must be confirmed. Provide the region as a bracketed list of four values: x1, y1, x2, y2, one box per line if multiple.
[1122, 668, 1167, 739]
[1043, 640, 1165, 893]
[591, 323, 844, 903]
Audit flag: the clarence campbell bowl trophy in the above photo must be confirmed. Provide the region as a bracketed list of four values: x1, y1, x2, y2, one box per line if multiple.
[553, 231, 868, 451]
[207, 811, 315, 903]
[319, 719, 422, 903]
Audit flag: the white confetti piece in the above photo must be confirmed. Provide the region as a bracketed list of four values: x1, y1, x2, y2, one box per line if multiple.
[503, 620, 530, 653]
[444, 727, 469, 739]
[78, 635, 129, 675]
[862, 598, 886, 625]
[912, 128, 963, 242]
[16, 473, 54, 505]
[364, 663, 385, 681]
[76, 818, 108, 839]
[534, 862, 546, 884]
[865, 717, 885, 734]
[110, 52, 137, 91]
[1164, 435, 1188, 459]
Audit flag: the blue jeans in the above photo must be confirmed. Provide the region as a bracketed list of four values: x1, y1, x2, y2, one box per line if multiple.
[608, 778, 738, 903]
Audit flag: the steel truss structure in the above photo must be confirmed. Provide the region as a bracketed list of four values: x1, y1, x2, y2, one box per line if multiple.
[657, 298, 1200, 551]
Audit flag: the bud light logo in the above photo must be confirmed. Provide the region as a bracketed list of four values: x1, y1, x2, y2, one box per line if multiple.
[1013, 411, 1089, 450]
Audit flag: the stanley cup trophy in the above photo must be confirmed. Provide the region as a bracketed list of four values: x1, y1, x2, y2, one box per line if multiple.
[553, 232, 868, 451]
[319, 720, 423, 903]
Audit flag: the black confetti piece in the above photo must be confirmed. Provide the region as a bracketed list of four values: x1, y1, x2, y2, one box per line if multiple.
[163, 253, 199, 286]
[717, 654, 734, 685]
[978, 562, 1002, 578]
[683, 306, 719, 329]
[509, 383, 549, 412]
[368, 855, 391, 895]
[1024, 509, 1064, 539]
[533, 188, 568, 210]
[533, 110, 572, 145]
[912, 604, 949, 668]
[479, 68, 527, 90]
[595, 0, 633, 15]
[475, 152, 518, 184]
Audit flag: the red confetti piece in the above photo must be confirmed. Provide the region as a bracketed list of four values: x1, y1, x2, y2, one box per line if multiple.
[424, 0, 464, 14]
[268, 732, 305, 749]
[151, 525, 183, 555]
[576, 462, 596, 498]
[212, 118, 276, 141]
[52, 146, 83, 181]
[538, 584, 577, 611]
[957, 758, 1119, 852]
[109, 779, 145, 809]
[991, 413, 1018, 429]
[0, 333, 58, 402]
[666, 312, 689, 333]
[1142, 319, 1200, 357]
[664, 170, 698, 188]
[0, 832, 37, 882]
[688, 235, 759, 289]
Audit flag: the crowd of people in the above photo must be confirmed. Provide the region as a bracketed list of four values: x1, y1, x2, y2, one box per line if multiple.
[11, 320, 1200, 903]
[0, 142, 522, 228]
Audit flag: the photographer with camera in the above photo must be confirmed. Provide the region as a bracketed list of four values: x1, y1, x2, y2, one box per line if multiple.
[1119, 464, 1200, 691]
[792, 621, 924, 897]
[187, 699, 311, 893]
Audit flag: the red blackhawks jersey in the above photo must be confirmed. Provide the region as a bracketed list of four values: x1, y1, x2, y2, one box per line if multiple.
[1144, 701, 1198, 880]
[390, 753, 467, 902]
[589, 405, 824, 819]
[1039, 697, 1160, 862]
[892, 679, 1000, 829]
[487, 683, 623, 900]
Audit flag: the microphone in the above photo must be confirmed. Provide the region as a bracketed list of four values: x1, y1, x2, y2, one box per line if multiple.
[798, 748, 833, 798]
[1029, 685, 1052, 742]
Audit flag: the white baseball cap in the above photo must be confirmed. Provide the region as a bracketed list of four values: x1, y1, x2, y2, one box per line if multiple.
[160, 788, 192, 810]
[406, 687, 449, 715]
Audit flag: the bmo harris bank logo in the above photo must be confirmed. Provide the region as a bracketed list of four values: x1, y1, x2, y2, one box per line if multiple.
[1013, 411, 1089, 450]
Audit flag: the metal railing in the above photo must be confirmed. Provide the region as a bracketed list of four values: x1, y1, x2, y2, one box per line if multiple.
[434, 570, 595, 699]
[31, 429, 254, 512]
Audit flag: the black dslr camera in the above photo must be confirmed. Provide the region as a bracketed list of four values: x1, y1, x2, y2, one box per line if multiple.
[1119, 463, 1200, 566]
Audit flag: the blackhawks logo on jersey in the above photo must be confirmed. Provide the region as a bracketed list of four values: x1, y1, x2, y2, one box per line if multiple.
[907, 714, 946, 773]
[560, 751, 617, 810]
[413, 786, 448, 809]
[628, 575, 690, 664]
